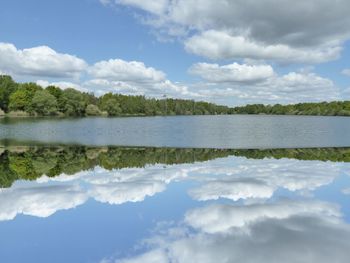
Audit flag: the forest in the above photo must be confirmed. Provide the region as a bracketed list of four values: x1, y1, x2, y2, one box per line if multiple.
[2, 75, 350, 117]
[0, 146, 234, 188]
[0, 75, 230, 117]
[1, 146, 350, 188]
[232, 101, 350, 116]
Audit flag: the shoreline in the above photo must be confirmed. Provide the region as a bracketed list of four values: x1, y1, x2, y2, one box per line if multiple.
[1, 113, 350, 119]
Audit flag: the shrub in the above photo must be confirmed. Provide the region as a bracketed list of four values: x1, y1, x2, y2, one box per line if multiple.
[85, 104, 102, 116]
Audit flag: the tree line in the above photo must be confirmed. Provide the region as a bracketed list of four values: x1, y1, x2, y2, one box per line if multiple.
[0, 146, 233, 188]
[1, 145, 350, 188]
[0, 75, 230, 117]
[2, 75, 350, 117]
[232, 101, 350, 116]
[231, 148, 350, 162]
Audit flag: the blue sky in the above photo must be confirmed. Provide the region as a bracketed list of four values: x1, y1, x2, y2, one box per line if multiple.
[0, 0, 350, 106]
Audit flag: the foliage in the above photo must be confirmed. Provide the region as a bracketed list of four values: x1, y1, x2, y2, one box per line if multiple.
[9, 83, 42, 113]
[59, 88, 87, 116]
[99, 97, 122, 116]
[232, 101, 350, 116]
[46, 85, 63, 100]
[31, 90, 58, 115]
[0, 75, 232, 117]
[0, 146, 235, 188]
[2, 146, 350, 188]
[86, 104, 102, 116]
[0, 75, 18, 112]
[3, 74, 350, 117]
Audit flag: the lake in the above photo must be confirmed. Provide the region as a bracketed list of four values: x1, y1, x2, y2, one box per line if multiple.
[1, 116, 350, 263]
[0, 146, 350, 262]
[1, 115, 350, 148]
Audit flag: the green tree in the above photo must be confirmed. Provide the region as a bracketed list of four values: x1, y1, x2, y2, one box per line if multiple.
[9, 155, 38, 180]
[86, 104, 102, 116]
[59, 88, 86, 116]
[0, 152, 18, 188]
[8, 83, 42, 113]
[0, 75, 18, 112]
[46, 85, 63, 100]
[103, 98, 122, 116]
[31, 90, 58, 115]
[9, 89, 30, 112]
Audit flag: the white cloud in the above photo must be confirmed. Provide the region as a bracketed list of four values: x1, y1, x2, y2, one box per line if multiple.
[185, 201, 340, 234]
[85, 58, 198, 98]
[185, 30, 341, 63]
[342, 188, 350, 195]
[188, 158, 339, 202]
[189, 180, 274, 201]
[36, 80, 89, 92]
[72, 166, 182, 205]
[0, 43, 87, 78]
[0, 42, 193, 99]
[105, 0, 350, 64]
[342, 69, 350, 76]
[116, 0, 169, 15]
[100, 0, 112, 6]
[264, 72, 338, 100]
[0, 164, 191, 221]
[113, 200, 350, 263]
[0, 184, 87, 220]
[0, 41, 341, 105]
[0, 152, 346, 222]
[84, 78, 196, 98]
[194, 71, 339, 105]
[89, 59, 166, 83]
[90, 181, 166, 205]
[189, 62, 274, 83]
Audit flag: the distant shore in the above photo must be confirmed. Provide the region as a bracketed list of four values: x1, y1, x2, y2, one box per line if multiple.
[2, 75, 350, 118]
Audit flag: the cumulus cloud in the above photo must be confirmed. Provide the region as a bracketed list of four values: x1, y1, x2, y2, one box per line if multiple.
[100, 0, 112, 6]
[185, 30, 341, 63]
[89, 59, 166, 83]
[85, 59, 197, 98]
[342, 188, 350, 195]
[0, 41, 194, 99]
[0, 150, 342, 222]
[0, 43, 87, 78]
[36, 80, 88, 92]
[185, 201, 340, 234]
[188, 158, 339, 202]
[115, 0, 169, 15]
[189, 180, 274, 201]
[113, 199, 350, 263]
[0, 164, 190, 221]
[194, 71, 339, 105]
[97, 0, 347, 103]
[104, 0, 350, 63]
[0, 152, 347, 224]
[342, 69, 350, 76]
[0, 152, 348, 230]
[90, 181, 166, 205]
[0, 184, 87, 221]
[84, 78, 195, 98]
[189, 62, 274, 83]
[0, 41, 341, 104]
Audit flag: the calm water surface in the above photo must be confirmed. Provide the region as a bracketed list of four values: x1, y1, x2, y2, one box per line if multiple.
[1, 115, 350, 148]
[1, 116, 350, 262]
[0, 146, 350, 262]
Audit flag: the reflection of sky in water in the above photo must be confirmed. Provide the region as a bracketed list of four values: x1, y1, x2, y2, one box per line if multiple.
[0, 156, 350, 262]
